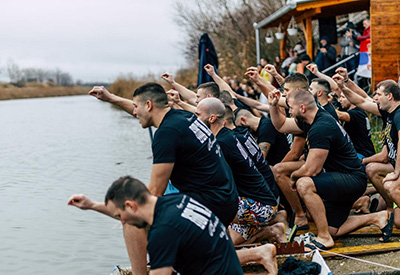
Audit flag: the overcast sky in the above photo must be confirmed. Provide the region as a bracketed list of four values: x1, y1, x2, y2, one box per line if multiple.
[0, 0, 187, 83]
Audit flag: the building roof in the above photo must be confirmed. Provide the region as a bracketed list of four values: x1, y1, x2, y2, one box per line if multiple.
[254, 0, 370, 29]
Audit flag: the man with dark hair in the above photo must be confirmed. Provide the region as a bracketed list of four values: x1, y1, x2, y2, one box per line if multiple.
[80, 83, 238, 274]
[268, 88, 393, 249]
[196, 82, 220, 103]
[196, 98, 284, 245]
[70, 176, 244, 275]
[309, 78, 339, 121]
[235, 108, 290, 165]
[336, 93, 375, 159]
[315, 36, 337, 75]
[334, 73, 400, 231]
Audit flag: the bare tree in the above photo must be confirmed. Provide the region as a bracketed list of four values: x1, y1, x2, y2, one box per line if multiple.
[174, 0, 284, 78]
[7, 59, 22, 83]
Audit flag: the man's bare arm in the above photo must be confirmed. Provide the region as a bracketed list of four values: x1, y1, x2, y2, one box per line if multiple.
[89, 86, 135, 115]
[259, 142, 272, 159]
[166, 90, 196, 113]
[290, 148, 329, 190]
[332, 74, 380, 116]
[161, 73, 197, 106]
[235, 93, 270, 112]
[264, 64, 285, 87]
[67, 194, 116, 219]
[268, 91, 303, 134]
[281, 136, 306, 162]
[336, 110, 351, 122]
[383, 131, 400, 183]
[150, 267, 173, 275]
[147, 163, 175, 197]
[336, 67, 372, 101]
[307, 64, 339, 91]
[362, 145, 388, 165]
[203, 64, 236, 98]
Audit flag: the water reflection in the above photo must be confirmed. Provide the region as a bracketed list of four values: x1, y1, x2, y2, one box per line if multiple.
[0, 95, 152, 274]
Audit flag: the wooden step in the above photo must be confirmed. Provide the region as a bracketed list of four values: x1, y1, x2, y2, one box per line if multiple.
[297, 223, 400, 237]
[320, 242, 400, 258]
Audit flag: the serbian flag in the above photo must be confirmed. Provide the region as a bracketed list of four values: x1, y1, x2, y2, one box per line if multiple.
[356, 38, 371, 78]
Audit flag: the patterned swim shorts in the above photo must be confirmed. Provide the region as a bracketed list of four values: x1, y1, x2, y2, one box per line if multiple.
[229, 197, 277, 240]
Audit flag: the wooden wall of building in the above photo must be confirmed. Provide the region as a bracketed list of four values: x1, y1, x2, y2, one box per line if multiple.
[371, 0, 400, 87]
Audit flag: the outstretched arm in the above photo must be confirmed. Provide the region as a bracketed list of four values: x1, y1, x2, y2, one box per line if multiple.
[235, 93, 270, 112]
[166, 90, 196, 113]
[264, 64, 285, 87]
[268, 90, 302, 134]
[332, 74, 380, 116]
[307, 64, 339, 92]
[335, 67, 372, 101]
[67, 194, 116, 219]
[203, 64, 236, 98]
[161, 73, 197, 106]
[245, 67, 276, 98]
[89, 86, 135, 116]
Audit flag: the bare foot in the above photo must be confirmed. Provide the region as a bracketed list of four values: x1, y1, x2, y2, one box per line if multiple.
[243, 222, 288, 244]
[376, 210, 393, 242]
[254, 244, 278, 275]
[353, 195, 370, 214]
[294, 215, 308, 228]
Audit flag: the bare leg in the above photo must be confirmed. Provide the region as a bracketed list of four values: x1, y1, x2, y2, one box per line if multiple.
[236, 244, 278, 275]
[383, 177, 400, 229]
[123, 224, 148, 275]
[228, 226, 246, 245]
[273, 161, 307, 227]
[366, 162, 394, 211]
[296, 177, 334, 248]
[329, 210, 389, 238]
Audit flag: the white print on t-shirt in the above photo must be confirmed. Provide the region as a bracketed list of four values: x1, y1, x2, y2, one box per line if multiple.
[181, 197, 212, 230]
[179, 197, 228, 239]
[336, 121, 351, 142]
[189, 119, 212, 144]
[244, 136, 258, 157]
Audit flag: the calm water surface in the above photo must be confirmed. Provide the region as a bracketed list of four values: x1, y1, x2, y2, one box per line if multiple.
[0, 95, 153, 274]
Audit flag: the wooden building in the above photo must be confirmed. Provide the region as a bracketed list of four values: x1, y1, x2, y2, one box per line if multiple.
[254, 0, 400, 87]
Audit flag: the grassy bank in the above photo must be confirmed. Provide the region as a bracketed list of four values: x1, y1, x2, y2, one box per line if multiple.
[0, 82, 89, 100]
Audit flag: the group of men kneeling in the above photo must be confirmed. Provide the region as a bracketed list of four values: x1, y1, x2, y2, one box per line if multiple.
[67, 62, 400, 275]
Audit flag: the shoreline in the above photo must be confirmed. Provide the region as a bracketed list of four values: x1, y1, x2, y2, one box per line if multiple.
[0, 83, 89, 101]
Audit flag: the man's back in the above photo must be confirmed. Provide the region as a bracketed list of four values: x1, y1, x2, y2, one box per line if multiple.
[148, 194, 243, 275]
[216, 127, 277, 206]
[152, 109, 238, 224]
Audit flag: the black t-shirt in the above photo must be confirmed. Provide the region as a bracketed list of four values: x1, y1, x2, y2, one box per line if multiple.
[152, 109, 238, 213]
[256, 117, 290, 165]
[217, 127, 277, 206]
[343, 107, 375, 157]
[379, 105, 400, 162]
[233, 127, 279, 199]
[323, 102, 339, 122]
[148, 194, 243, 275]
[297, 109, 363, 173]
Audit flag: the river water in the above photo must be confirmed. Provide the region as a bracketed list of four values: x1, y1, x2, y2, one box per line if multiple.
[0, 95, 153, 274]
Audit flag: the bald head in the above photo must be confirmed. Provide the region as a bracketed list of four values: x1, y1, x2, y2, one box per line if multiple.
[196, 97, 226, 127]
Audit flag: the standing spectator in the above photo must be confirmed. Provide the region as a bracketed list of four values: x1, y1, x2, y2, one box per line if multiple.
[354, 18, 370, 44]
[340, 22, 360, 75]
[260, 57, 272, 82]
[315, 36, 337, 76]
[297, 54, 317, 83]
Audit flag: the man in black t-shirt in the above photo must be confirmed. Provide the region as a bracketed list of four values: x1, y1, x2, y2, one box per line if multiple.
[269, 89, 392, 249]
[69, 176, 279, 275]
[337, 93, 375, 158]
[74, 176, 243, 275]
[335, 73, 400, 231]
[309, 78, 339, 121]
[76, 83, 238, 274]
[196, 98, 287, 245]
[235, 108, 290, 165]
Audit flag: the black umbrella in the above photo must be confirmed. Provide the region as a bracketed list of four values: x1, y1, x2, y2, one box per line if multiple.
[197, 33, 219, 86]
